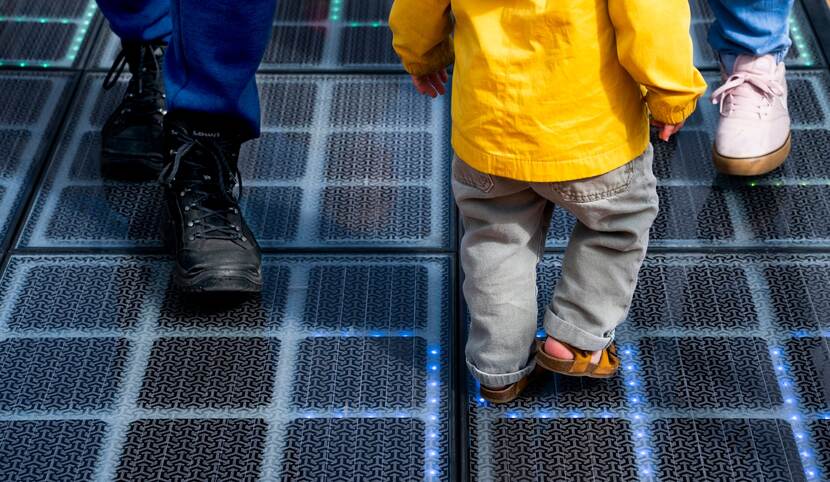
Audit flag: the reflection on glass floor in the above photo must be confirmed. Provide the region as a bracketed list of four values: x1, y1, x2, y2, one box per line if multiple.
[0, 0, 828, 481]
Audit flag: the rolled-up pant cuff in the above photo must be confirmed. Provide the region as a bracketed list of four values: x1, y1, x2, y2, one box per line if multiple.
[543, 308, 613, 352]
[466, 358, 536, 388]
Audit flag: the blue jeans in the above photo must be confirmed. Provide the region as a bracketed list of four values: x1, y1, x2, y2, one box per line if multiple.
[96, 0, 277, 139]
[708, 0, 794, 71]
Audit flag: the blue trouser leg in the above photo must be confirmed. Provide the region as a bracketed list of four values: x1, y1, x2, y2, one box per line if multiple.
[707, 0, 794, 70]
[165, 0, 276, 139]
[95, 0, 172, 43]
[97, 0, 275, 139]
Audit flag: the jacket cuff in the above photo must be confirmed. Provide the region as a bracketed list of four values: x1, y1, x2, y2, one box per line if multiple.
[402, 40, 454, 76]
[647, 96, 700, 125]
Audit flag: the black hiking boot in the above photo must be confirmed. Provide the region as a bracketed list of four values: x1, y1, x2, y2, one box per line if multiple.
[101, 41, 166, 180]
[159, 115, 262, 293]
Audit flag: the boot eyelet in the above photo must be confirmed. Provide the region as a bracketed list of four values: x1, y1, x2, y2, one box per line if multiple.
[187, 222, 194, 227]
[241, 236, 247, 242]
[184, 206, 190, 212]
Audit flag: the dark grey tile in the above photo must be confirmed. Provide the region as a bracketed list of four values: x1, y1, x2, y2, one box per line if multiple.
[0, 337, 129, 411]
[281, 418, 425, 481]
[639, 337, 781, 410]
[651, 418, 805, 482]
[479, 418, 637, 481]
[766, 264, 830, 332]
[0, 420, 107, 482]
[292, 337, 426, 410]
[302, 264, 430, 331]
[138, 337, 279, 409]
[339, 27, 398, 65]
[116, 418, 267, 481]
[785, 337, 830, 411]
[628, 261, 758, 333]
[2, 261, 154, 332]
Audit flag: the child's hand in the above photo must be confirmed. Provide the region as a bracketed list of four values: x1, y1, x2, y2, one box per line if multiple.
[411, 69, 449, 98]
[651, 120, 684, 142]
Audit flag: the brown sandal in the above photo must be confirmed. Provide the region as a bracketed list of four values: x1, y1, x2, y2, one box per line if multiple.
[479, 366, 544, 404]
[535, 339, 620, 378]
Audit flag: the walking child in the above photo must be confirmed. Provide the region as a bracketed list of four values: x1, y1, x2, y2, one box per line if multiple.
[391, 0, 707, 402]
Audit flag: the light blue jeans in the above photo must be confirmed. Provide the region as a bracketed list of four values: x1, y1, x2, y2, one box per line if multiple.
[708, 0, 795, 72]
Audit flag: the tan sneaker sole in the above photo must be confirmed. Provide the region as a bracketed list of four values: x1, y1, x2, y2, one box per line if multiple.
[713, 134, 791, 176]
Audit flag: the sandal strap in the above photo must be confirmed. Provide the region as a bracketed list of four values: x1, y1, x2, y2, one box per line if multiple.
[556, 340, 594, 374]
[569, 350, 593, 374]
[593, 344, 620, 376]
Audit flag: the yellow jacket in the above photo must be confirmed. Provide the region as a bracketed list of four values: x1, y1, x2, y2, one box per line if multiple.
[390, 0, 707, 182]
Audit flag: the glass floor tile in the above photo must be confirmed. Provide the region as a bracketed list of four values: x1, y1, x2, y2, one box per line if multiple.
[467, 254, 830, 482]
[0, 0, 98, 69]
[1, 0, 829, 481]
[18, 73, 452, 250]
[0, 254, 452, 481]
[0, 72, 73, 248]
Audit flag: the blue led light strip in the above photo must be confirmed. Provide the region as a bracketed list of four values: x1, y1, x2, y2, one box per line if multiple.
[619, 342, 656, 481]
[747, 259, 825, 481]
[770, 345, 823, 480]
[424, 343, 443, 480]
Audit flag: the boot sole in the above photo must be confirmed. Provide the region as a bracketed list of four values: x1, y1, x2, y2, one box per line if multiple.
[713, 134, 791, 177]
[101, 151, 164, 181]
[174, 268, 263, 293]
[161, 218, 263, 294]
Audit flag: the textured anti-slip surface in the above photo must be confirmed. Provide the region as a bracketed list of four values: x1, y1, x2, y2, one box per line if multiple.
[19, 73, 451, 249]
[0, 0, 97, 68]
[0, 72, 72, 248]
[0, 255, 452, 481]
[468, 255, 830, 481]
[2, 0, 830, 481]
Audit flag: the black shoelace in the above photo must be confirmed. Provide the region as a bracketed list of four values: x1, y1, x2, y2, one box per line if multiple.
[103, 44, 165, 123]
[159, 130, 248, 245]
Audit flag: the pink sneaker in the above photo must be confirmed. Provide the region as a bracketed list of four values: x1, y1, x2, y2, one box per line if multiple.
[711, 54, 791, 176]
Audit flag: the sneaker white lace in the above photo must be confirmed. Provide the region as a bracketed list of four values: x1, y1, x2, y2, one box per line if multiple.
[711, 54, 791, 176]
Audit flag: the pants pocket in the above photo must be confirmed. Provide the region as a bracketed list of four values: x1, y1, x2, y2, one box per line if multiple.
[452, 155, 495, 193]
[547, 154, 639, 204]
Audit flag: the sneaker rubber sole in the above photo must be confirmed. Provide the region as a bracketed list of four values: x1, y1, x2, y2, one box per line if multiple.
[712, 134, 791, 176]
